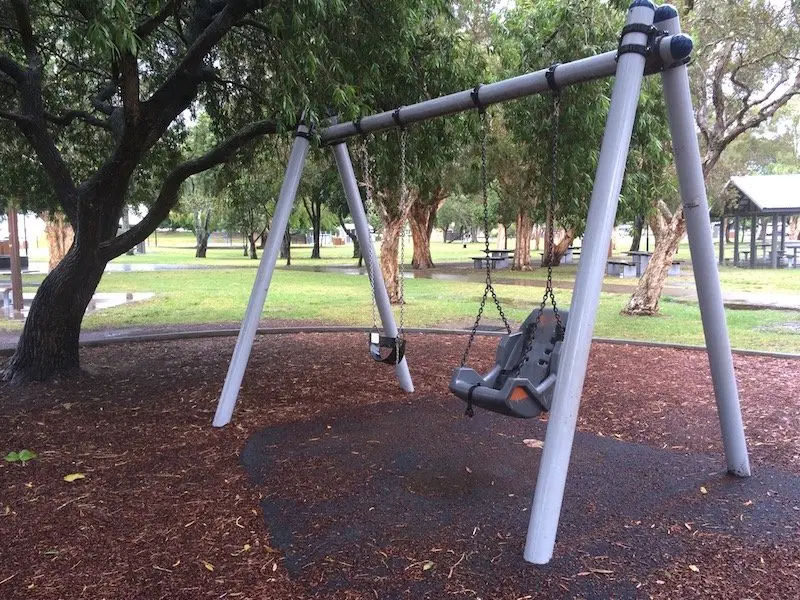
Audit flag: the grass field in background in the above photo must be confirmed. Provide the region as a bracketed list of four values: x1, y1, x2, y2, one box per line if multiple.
[9, 265, 800, 353]
[8, 232, 800, 353]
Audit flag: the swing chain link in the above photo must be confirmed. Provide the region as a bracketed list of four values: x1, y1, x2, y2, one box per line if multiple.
[461, 109, 511, 367]
[398, 129, 407, 342]
[360, 136, 379, 331]
[517, 93, 565, 370]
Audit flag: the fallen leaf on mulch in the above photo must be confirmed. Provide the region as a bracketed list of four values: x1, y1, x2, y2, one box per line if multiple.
[523, 439, 544, 449]
[688, 565, 700, 573]
[63, 473, 85, 483]
[700, 486, 708, 495]
[202, 560, 214, 572]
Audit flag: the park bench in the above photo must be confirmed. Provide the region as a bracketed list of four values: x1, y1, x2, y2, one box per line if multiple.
[472, 255, 510, 269]
[668, 260, 683, 276]
[606, 259, 637, 278]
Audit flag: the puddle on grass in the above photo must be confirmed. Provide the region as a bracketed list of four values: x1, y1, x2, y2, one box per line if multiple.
[756, 322, 800, 334]
[3, 292, 154, 321]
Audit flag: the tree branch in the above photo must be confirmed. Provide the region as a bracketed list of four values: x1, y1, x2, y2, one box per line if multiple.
[136, 0, 181, 40]
[143, 0, 257, 135]
[10, 0, 37, 61]
[0, 54, 26, 84]
[0, 108, 34, 125]
[99, 119, 278, 260]
[44, 109, 112, 131]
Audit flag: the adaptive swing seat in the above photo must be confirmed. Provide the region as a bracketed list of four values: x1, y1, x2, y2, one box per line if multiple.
[450, 309, 568, 418]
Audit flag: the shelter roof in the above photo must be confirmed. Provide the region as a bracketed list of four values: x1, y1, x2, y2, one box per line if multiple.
[727, 175, 800, 214]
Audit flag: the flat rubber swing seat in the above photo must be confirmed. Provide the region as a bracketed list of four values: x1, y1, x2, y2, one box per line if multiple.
[450, 309, 568, 418]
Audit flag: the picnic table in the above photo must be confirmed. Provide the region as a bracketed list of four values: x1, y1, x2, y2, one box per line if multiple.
[538, 247, 580, 265]
[624, 250, 651, 276]
[472, 250, 513, 269]
[606, 259, 637, 278]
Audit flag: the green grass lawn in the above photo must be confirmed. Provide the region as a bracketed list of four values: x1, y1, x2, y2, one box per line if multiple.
[9, 266, 798, 353]
[8, 234, 799, 353]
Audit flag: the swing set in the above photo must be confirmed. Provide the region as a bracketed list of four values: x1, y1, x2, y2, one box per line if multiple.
[212, 2, 751, 565]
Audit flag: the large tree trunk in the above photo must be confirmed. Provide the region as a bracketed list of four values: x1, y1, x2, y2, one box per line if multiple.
[512, 210, 533, 271]
[379, 217, 405, 303]
[3, 244, 105, 382]
[4, 190, 124, 383]
[304, 197, 322, 259]
[42, 212, 75, 272]
[194, 209, 212, 258]
[623, 202, 686, 316]
[546, 228, 577, 266]
[121, 210, 135, 256]
[408, 195, 444, 269]
[247, 234, 258, 259]
[282, 230, 291, 266]
[338, 216, 361, 261]
[630, 214, 644, 252]
[195, 235, 210, 258]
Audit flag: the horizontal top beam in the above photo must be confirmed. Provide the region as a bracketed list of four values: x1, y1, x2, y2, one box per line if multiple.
[319, 33, 692, 145]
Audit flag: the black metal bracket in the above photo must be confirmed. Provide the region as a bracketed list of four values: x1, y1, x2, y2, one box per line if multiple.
[545, 64, 560, 94]
[392, 108, 405, 128]
[294, 126, 314, 141]
[471, 84, 485, 113]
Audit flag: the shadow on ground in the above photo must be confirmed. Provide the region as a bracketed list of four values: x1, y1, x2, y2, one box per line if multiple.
[242, 399, 800, 599]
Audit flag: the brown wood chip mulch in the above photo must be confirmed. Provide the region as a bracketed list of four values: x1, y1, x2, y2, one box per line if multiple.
[1, 333, 798, 599]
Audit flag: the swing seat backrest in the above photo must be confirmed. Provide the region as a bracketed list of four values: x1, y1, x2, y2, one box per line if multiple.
[449, 309, 568, 418]
[370, 332, 406, 365]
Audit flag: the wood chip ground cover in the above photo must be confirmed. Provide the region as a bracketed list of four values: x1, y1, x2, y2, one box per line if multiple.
[1, 333, 798, 599]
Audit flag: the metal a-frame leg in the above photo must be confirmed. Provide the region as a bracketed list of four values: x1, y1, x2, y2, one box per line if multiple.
[213, 127, 311, 427]
[523, 1, 656, 564]
[332, 142, 414, 392]
[657, 7, 750, 476]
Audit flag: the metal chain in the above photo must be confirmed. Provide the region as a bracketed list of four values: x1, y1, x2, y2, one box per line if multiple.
[360, 136, 380, 331]
[516, 94, 565, 370]
[398, 129, 407, 339]
[461, 109, 511, 367]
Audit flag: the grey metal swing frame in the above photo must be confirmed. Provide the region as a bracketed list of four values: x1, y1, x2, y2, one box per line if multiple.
[212, 2, 750, 566]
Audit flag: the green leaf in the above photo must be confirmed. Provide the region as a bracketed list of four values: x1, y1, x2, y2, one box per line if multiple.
[17, 449, 37, 462]
[4, 451, 20, 463]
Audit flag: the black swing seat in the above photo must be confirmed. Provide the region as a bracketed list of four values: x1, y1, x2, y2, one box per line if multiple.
[369, 332, 406, 365]
[450, 309, 568, 418]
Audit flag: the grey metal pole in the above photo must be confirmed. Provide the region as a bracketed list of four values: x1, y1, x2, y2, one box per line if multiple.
[320, 35, 689, 145]
[657, 5, 750, 476]
[733, 215, 740, 265]
[332, 142, 414, 393]
[213, 127, 311, 427]
[523, 0, 657, 565]
[719, 218, 725, 265]
[771, 214, 779, 268]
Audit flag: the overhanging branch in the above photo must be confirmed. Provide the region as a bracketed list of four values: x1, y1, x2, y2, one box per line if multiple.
[99, 118, 278, 260]
[0, 54, 26, 84]
[45, 109, 112, 130]
[136, 0, 181, 40]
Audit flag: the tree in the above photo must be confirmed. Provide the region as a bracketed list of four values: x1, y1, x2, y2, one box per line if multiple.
[181, 114, 220, 258]
[300, 155, 340, 260]
[497, 0, 622, 269]
[0, 0, 452, 381]
[218, 148, 281, 260]
[357, 10, 482, 294]
[624, 0, 800, 315]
